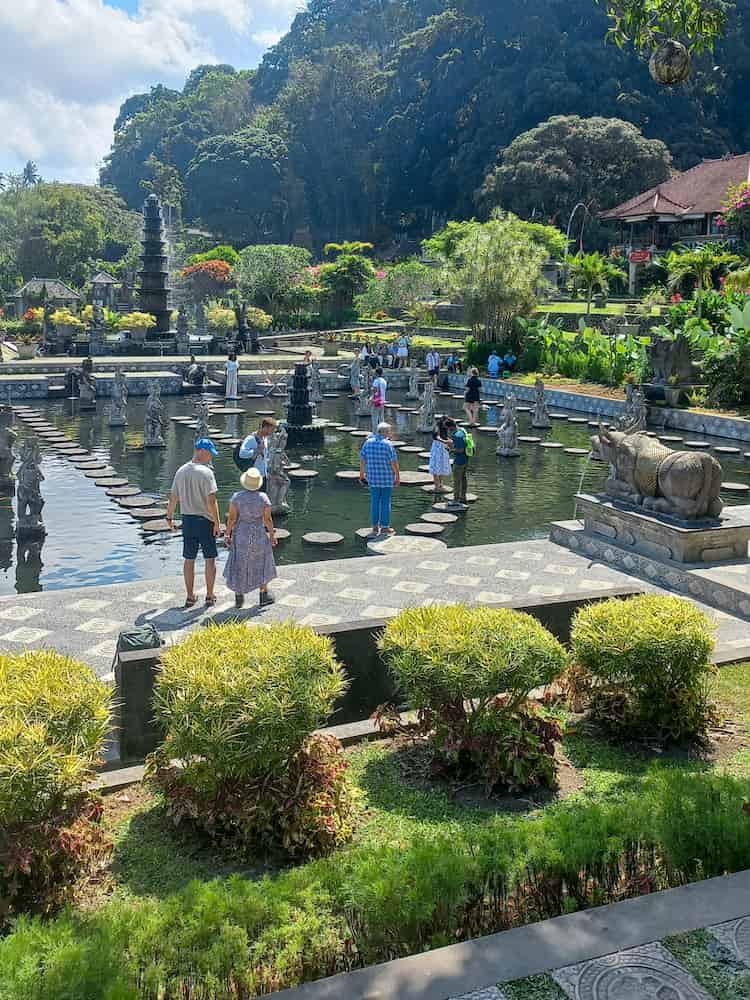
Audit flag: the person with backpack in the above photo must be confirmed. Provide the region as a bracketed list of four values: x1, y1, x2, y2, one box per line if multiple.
[444, 418, 472, 504]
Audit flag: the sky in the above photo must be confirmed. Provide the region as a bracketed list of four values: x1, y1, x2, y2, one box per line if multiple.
[0, 0, 304, 185]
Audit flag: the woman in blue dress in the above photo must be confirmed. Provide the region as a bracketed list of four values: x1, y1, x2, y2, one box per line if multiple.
[223, 467, 278, 608]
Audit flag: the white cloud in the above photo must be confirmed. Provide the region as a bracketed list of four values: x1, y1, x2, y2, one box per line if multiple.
[0, 0, 302, 183]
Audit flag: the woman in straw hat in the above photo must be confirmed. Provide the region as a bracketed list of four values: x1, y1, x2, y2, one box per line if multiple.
[223, 466, 278, 608]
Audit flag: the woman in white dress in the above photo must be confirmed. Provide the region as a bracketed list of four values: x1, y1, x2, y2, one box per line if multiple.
[428, 417, 451, 493]
[225, 351, 239, 400]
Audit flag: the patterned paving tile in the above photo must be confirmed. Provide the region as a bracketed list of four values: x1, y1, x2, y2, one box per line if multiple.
[448, 989, 506, 1000]
[276, 593, 318, 609]
[446, 574, 481, 588]
[417, 560, 451, 572]
[298, 613, 342, 627]
[393, 580, 429, 594]
[84, 639, 118, 659]
[577, 579, 618, 591]
[0, 626, 51, 643]
[529, 585, 566, 597]
[361, 604, 399, 618]
[496, 568, 530, 581]
[75, 618, 123, 635]
[336, 588, 374, 601]
[476, 590, 513, 603]
[421, 597, 451, 607]
[66, 598, 112, 613]
[269, 578, 296, 591]
[0, 605, 42, 622]
[512, 550, 544, 561]
[365, 565, 402, 578]
[131, 591, 176, 605]
[708, 915, 750, 964]
[466, 555, 499, 567]
[543, 563, 579, 577]
[552, 942, 713, 999]
[313, 571, 350, 584]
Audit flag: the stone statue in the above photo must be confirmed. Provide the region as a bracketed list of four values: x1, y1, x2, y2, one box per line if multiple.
[418, 381, 435, 432]
[144, 381, 166, 448]
[78, 367, 96, 410]
[0, 409, 17, 487]
[93, 302, 104, 328]
[618, 383, 648, 433]
[591, 427, 722, 520]
[266, 425, 291, 515]
[406, 358, 420, 400]
[195, 302, 206, 334]
[109, 368, 128, 427]
[647, 334, 696, 385]
[356, 367, 372, 417]
[43, 303, 55, 341]
[193, 399, 211, 441]
[177, 305, 189, 337]
[531, 377, 551, 429]
[65, 367, 80, 398]
[349, 356, 361, 396]
[310, 361, 323, 404]
[496, 394, 520, 457]
[16, 438, 45, 536]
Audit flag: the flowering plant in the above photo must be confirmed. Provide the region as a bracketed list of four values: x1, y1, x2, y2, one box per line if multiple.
[719, 183, 750, 241]
[121, 311, 156, 330]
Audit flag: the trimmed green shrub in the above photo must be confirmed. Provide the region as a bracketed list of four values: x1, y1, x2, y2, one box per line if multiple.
[379, 606, 567, 791]
[148, 622, 354, 857]
[0, 651, 111, 923]
[571, 595, 716, 741]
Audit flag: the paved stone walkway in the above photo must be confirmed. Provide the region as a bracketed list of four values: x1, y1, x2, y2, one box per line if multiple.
[0, 539, 748, 677]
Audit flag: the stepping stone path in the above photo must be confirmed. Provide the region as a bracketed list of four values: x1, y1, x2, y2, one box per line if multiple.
[516, 405, 532, 413]
[74, 461, 107, 471]
[274, 528, 291, 541]
[106, 485, 141, 497]
[335, 470, 361, 481]
[368, 534, 447, 555]
[715, 446, 741, 455]
[323, 392, 338, 398]
[419, 451, 431, 459]
[549, 413, 568, 419]
[254, 410, 275, 416]
[443, 493, 478, 503]
[303, 531, 344, 545]
[518, 435, 541, 443]
[140, 519, 174, 533]
[129, 507, 168, 520]
[350, 430, 369, 438]
[564, 448, 590, 455]
[419, 465, 431, 472]
[540, 441, 564, 449]
[421, 484, 452, 494]
[398, 471, 433, 486]
[390, 440, 407, 448]
[478, 426, 497, 433]
[355, 527, 375, 540]
[338, 426, 356, 432]
[209, 407, 245, 415]
[84, 468, 115, 479]
[421, 511, 458, 524]
[405, 522, 445, 536]
[659, 435, 684, 443]
[588, 420, 602, 427]
[567, 417, 588, 423]
[399, 445, 423, 453]
[288, 469, 319, 479]
[722, 482, 750, 493]
[685, 440, 710, 447]
[117, 495, 158, 509]
[95, 477, 128, 488]
[287, 462, 301, 471]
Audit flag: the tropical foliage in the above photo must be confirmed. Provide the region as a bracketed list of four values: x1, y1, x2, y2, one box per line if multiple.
[564, 252, 627, 314]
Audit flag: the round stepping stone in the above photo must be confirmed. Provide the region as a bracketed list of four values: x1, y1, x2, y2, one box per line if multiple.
[140, 519, 174, 533]
[327, 423, 345, 429]
[715, 446, 741, 455]
[129, 507, 168, 520]
[421, 484, 451, 494]
[95, 477, 128, 487]
[588, 420, 602, 428]
[478, 426, 497, 433]
[419, 451, 431, 459]
[254, 409, 275, 416]
[389, 440, 407, 448]
[355, 527, 375, 540]
[433, 500, 469, 512]
[58, 447, 88, 456]
[336, 470, 361, 481]
[722, 481, 750, 493]
[288, 469, 319, 479]
[338, 426, 356, 432]
[211, 434, 234, 442]
[117, 495, 157, 509]
[405, 522, 445, 536]
[396, 406, 412, 413]
[567, 417, 588, 424]
[398, 471, 433, 486]
[106, 485, 141, 497]
[245, 393, 265, 399]
[399, 445, 423, 454]
[421, 511, 458, 524]
[287, 462, 301, 471]
[303, 531, 344, 545]
[564, 448, 590, 455]
[274, 528, 291, 541]
[367, 534, 447, 556]
[540, 442, 564, 449]
[323, 392, 338, 398]
[73, 461, 106, 470]
[418, 464, 431, 472]
[350, 430, 369, 438]
[685, 440, 710, 448]
[442, 492, 478, 503]
[518, 435, 542, 443]
[658, 435, 684, 443]
[209, 407, 245, 415]
[549, 413, 568, 419]
[84, 468, 115, 478]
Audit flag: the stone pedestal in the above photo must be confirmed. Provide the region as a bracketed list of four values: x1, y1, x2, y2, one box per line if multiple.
[574, 492, 750, 564]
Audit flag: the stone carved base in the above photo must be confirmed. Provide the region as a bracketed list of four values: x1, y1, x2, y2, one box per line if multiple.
[552, 942, 712, 999]
[575, 493, 750, 565]
[496, 448, 520, 457]
[286, 423, 325, 448]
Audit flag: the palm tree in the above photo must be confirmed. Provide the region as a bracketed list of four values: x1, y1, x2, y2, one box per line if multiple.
[22, 160, 41, 187]
[664, 244, 741, 316]
[564, 252, 626, 315]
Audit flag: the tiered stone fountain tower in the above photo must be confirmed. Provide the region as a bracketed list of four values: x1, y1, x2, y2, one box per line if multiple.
[137, 194, 171, 335]
[285, 362, 325, 446]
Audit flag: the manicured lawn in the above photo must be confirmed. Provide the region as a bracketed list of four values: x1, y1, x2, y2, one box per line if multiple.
[5, 664, 750, 998]
[535, 303, 662, 317]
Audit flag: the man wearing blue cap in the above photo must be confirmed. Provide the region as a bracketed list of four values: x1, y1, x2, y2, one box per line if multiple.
[166, 439, 222, 608]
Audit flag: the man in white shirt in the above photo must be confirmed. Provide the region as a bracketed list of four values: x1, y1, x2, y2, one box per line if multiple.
[166, 439, 221, 608]
[426, 349, 440, 383]
[370, 367, 387, 432]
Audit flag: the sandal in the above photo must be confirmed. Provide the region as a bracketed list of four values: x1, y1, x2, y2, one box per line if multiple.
[183, 596, 197, 609]
[205, 595, 217, 607]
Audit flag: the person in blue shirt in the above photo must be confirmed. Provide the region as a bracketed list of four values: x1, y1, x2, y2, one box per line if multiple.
[503, 350, 517, 374]
[487, 351, 501, 379]
[237, 417, 276, 488]
[359, 422, 401, 537]
[444, 418, 468, 504]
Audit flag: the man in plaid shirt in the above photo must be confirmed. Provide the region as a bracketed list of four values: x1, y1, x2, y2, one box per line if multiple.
[359, 422, 401, 537]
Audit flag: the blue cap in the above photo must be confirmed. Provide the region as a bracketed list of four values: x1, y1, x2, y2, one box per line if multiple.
[195, 437, 219, 456]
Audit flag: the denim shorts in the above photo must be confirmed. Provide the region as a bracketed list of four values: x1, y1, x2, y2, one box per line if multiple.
[182, 515, 218, 560]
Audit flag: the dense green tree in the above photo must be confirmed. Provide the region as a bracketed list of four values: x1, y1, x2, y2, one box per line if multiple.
[319, 253, 375, 321]
[476, 116, 673, 247]
[235, 244, 312, 315]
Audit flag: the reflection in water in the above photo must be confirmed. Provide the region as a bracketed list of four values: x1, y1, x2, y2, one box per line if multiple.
[16, 538, 43, 593]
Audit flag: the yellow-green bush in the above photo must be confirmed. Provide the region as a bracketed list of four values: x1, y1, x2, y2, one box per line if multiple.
[0, 651, 111, 922]
[149, 623, 354, 857]
[380, 606, 567, 791]
[571, 595, 716, 741]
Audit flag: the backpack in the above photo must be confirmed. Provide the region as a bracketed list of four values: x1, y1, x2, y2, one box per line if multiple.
[457, 428, 475, 457]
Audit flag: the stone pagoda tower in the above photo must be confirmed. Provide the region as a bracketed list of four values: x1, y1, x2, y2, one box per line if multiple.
[137, 194, 171, 335]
